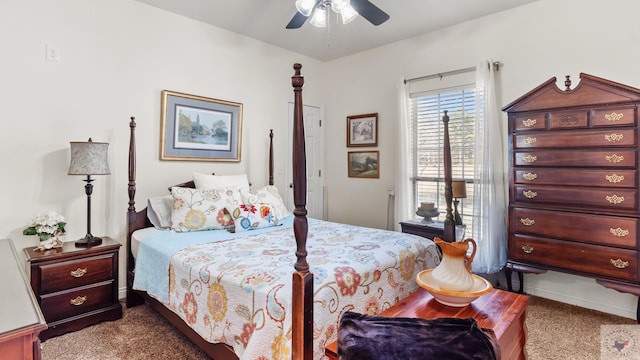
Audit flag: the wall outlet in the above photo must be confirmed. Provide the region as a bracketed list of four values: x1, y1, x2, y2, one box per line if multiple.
[46, 44, 61, 62]
[387, 189, 395, 196]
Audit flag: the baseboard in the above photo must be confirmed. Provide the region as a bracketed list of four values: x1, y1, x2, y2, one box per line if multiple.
[119, 286, 127, 301]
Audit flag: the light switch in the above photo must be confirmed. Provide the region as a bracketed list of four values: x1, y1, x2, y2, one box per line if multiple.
[46, 44, 61, 62]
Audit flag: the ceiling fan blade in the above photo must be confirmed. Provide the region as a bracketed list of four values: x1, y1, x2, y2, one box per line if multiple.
[286, 11, 309, 29]
[350, 0, 390, 26]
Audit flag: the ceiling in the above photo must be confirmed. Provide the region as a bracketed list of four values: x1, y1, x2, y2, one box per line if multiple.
[134, 0, 538, 61]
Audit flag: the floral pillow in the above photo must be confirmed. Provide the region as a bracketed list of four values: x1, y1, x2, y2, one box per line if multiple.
[229, 203, 278, 232]
[241, 185, 292, 219]
[170, 187, 241, 232]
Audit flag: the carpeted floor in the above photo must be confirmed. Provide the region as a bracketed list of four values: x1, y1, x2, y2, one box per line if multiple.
[41, 296, 636, 359]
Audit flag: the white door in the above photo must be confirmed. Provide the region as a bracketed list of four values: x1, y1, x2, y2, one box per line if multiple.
[286, 102, 324, 219]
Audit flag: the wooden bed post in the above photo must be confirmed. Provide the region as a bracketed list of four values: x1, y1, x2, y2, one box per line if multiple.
[291, 63, 313, 360]
[269, 129, 274, 186]
[442, 110, 456, 243]
[127, 116, 144, 307]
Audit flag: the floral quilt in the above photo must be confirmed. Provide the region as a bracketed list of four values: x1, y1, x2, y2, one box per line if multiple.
[163, 219, 440, 360]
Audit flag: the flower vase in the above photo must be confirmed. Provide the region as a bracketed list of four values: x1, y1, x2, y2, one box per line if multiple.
[36, 236, 64, 251]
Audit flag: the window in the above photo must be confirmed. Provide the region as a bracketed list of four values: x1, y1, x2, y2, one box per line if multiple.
[408, 76, 476, 230]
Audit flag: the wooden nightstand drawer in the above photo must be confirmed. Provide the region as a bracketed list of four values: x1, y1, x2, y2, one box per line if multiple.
[39, 254, 114, 294]
[40, 281, 114, 322]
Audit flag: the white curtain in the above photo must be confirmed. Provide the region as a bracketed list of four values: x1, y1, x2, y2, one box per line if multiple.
[394, 78, 412, 231]
[470, 60, 508, 274]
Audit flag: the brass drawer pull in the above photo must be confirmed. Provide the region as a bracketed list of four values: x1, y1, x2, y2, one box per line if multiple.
[522, 118, 537, 127]
[605, 112, 624, 122]
[610, 259, 629, 269]
[524, 137, 537, 145]
[70, 268, 87, 278]
[523, 190, 537, 199]
[605, 174, 625, 183]
[610, 227, 629, 237]
[70, 295, 87, 306]
[522, 154, 537, 163]
[606, 195, 625, 204]
[520, 218, 535, 226]
[521, 245, 534, 254]
[605, 133, 624, 142]
[606, 154, 624, 163]
[522, 172, 537, 181]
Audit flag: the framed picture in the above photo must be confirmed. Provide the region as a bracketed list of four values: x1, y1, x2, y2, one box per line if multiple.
[160, 90, 243, 162]
[347, 113, 378, 147]
[348, 151, 379, 178]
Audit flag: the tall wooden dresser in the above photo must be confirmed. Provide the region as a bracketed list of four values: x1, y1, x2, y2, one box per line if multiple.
[502, 73, 640, 320]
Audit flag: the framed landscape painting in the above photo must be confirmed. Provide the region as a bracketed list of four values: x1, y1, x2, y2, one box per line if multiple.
[160, 90, 243, 161]
[348, 151, 379, 178]
[347, 113, 378, 147]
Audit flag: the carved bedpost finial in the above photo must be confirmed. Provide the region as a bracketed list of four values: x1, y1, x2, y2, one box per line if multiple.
[128, 116, 137, 213]
[565, 75, 572, 91]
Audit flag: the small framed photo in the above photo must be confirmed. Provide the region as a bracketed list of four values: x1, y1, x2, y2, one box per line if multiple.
[160, 90, 243, 162]
[347, 113, 378, 147]
[348, 151, 379, 178]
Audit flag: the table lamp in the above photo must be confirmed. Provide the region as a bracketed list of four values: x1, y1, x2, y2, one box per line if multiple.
[68, 138, 110, 247]
[451, 180, 467, 226]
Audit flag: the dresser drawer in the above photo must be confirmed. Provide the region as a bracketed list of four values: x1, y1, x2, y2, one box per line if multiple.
[511, 113, 548, 131]
[510, 234, 638, 281]
[592, 106, 636, 127]
[514, 168, 636, 188]
[513, 185, 638, 210]
[512, 208, 638, 248]
[39, 254, 115, 294]
[40, 281, 114, 323]
[513, 128, 636, 149]
[514, 149, 637, 167]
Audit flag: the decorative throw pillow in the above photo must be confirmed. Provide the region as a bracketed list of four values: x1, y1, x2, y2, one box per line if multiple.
[193, 173, 251, 192]
[337, 311, 499, 360]
[170, 187, 241, 232]
[241, 185, 291, 219]
[147, 195, 173, 229]
[229, 203, 278, 232]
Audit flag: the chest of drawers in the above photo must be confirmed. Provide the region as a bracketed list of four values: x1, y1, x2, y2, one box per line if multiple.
[502, 73, 640, 320]
[24, 237, 122, 340]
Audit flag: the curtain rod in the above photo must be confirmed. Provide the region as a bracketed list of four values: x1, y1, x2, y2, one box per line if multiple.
[404, 61, 501, 84]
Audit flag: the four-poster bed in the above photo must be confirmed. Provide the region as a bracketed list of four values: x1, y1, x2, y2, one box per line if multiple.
[125, 64, 449, 359]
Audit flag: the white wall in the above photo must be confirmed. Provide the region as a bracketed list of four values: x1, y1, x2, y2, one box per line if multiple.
[322, 0, 639, 318]
[0, 0, 325, 291]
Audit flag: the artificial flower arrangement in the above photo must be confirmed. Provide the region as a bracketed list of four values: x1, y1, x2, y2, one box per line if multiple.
[23, 211, 66, 243]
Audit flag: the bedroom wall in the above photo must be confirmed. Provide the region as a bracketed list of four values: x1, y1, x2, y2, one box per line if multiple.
[322, 0, 640, 318]
[0, 0, 325, 292]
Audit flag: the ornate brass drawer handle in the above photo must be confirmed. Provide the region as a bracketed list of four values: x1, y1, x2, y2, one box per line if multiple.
[522, 118, 537, 127]
[521, 245, 534, 254]
[70, 268, 87, 278]
[605, 174, 625, 183]
[524, 137, 537, 145]
[605, 154, 624, 163]
[522, 172, 537, 181]
[523, 190, 537, 199]
[605, 133, 624, 142]
[520, 218, 535, 226]
[70, 295, 87, 306]
[606, 195, 625, 204]
[610, 227, 629, 237]
[522, 154, 537, 163]
[610, 259, 629, 269]
[605, 112, 624, 122]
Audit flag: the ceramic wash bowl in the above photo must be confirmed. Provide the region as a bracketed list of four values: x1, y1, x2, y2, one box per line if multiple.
[416, 269, 493, 307]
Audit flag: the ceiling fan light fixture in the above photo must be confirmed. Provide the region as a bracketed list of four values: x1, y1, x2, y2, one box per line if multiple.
[295, 0, 316, 17]
[310, 6, 327, 27]
[340, 5, 358, 24]
[331, 0, 349, 13]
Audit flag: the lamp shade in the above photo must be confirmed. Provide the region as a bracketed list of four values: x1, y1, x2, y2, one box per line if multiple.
[68, 139, 110, 175]
[452, 180, 467, 199]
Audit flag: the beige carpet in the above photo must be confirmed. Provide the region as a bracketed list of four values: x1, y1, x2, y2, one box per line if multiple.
[42, 296, 636, 360]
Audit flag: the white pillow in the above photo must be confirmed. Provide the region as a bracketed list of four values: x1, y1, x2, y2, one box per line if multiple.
[193, 173, 250, 192]
[170, 187, 241, 232]
[241, 185, 292, 219]
[147, 195, 173, 229]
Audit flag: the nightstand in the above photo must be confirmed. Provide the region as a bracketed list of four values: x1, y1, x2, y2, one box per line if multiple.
[400, 219, 445, 240]
[24, 237, 122, 341]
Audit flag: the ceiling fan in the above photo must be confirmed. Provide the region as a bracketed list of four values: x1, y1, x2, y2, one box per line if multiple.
[286, 0, 390, 29]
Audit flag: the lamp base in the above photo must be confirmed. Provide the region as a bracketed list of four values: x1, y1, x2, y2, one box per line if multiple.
[75, 235, 102, 247]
